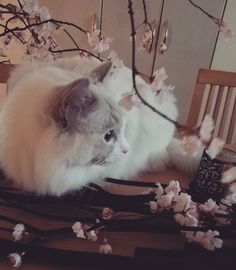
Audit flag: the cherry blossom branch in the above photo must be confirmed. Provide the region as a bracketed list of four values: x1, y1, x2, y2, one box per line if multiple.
[188, 0, 216, 19]
[188, 0, 232, 40]
[128, 0, 193, 132]
[0, 1, 107, 61]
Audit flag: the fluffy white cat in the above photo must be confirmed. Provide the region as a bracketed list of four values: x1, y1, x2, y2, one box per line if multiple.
[0, 56, 178, 196]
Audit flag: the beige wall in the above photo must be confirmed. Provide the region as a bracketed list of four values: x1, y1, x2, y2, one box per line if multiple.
[211, 0, 236, 71]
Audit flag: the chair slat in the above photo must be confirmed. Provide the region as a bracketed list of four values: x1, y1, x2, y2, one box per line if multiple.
[207, 85, 219, 116]
[196, 84, 210, 126]
[213, 86, 228, 138]
[0, 64, 15, 84]
[221, 88, 235, 141]
[227, 90, 236, 144]
[187, 69, 236, 144]
[187, 83, 206, 127]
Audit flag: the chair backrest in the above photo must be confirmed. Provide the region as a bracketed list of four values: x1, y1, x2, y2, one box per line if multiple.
[0, 63, 15, 107]
[187, 68, 236, 144]
[0, 63, 15, 84]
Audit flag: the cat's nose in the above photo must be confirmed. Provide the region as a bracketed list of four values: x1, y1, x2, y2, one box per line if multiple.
[121, 144, 129, 154]
[122, 149, 128, 154]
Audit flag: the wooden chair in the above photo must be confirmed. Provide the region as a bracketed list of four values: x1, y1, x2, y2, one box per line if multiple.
[187, 68, 236, 144]
[0, 63, 15, 107]
[0, 63, 15, 84]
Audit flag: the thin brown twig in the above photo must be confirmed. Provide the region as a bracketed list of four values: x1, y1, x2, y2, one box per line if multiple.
[128, 0, 193, 132]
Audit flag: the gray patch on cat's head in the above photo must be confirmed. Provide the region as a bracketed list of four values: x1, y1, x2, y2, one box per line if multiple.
[53, 61, 113, 132]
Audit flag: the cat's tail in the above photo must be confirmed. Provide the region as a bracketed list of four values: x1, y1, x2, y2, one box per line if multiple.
[167, 137, 204, 178]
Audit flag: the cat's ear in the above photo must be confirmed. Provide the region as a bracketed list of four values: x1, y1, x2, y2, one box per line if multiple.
[53, 78, 98, 130]
[91, 61, 112, 82]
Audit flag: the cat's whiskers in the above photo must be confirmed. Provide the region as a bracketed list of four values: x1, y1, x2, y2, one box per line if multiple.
[94, 154, 118, 166]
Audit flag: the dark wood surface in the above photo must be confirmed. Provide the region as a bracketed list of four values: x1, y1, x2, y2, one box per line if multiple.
[0, 169, 191, 270]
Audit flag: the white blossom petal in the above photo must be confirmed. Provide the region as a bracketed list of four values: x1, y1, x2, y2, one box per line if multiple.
[174, 213, 186, 226]
[86, 230, 97, 242]
[206, 138, 225, 159]
[99, 239, 112, 254]
[12, 223, 25, 241]
[150, 201, 158, 212]
[199, 114, 214, 142]
[8, 253, 22, 268]
[199, 199, 218, 213]
[158, 191, 175, 208]
[180, 136, 202, 157]
[72, 222, 85, 239]
[154, 183, 164, 198]
[221, 167, 236, 184]
[173, 193, 192, 212]
[165, 180, 181, 196]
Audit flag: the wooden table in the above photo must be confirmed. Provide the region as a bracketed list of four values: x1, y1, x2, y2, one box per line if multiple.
[0, 159, 235, 270]
[0, 169, 192, 269]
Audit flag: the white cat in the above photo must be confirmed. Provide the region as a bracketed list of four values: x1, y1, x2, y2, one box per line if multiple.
[0, 56, 178, 196]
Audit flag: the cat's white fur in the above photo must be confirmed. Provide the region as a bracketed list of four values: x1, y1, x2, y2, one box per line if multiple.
[0, 56, 178, 195]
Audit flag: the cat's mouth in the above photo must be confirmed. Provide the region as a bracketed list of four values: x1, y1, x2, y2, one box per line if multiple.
[90, 155, 118, 166]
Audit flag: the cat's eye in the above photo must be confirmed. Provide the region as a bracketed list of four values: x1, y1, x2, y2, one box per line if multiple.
[104, 130, 115, 142]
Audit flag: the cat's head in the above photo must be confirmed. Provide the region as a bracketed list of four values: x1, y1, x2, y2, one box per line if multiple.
[51, 61, 129, 167]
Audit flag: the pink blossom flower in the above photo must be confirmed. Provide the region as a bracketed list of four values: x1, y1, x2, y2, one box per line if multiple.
[155, 84, 175, 105]
[165, 180, 181, 196]
[87, 30, 112, 53]
[99, 238, 112, 254]
[21, 0, 39, 14]
[199, 115, 214, 142]
[229, 182, 236, 193]
[194, 230, 223, 251]
[12, 223, 26, 241]
[206, 138, 225, 159]
[186, 202, 199, 219]
[159, 42, 167, 52]
[72, 222, 85, 239]
[86, 230, 97, 242]
[118, 92, 141, 111]
[158, 191, 175, 208]
[225, 193, 236, 204]
[151, 68, 168, 91]
[139, 24, 155, 51]
[87, 30, 100, 48]
[102, 207, 113, 220]
[185, 213, 198, 227]
[150, 201, 158, 212]
[213, 19, 233, 41]
[174, 213, 198, 227]
[221, 167, 236, 184]
[130, 93, 142, 106]
[199, 199, 218, 213]
[107, 51, 124, 72]
[8, 252, 25, 268]
[155, 183, 164, 199]
[180, 136, 202, 157]
[184, 231, 195, 241]
[173, 192, 192, 212]
[38, 6, 51, 21]
[174, 213, 186, 226]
